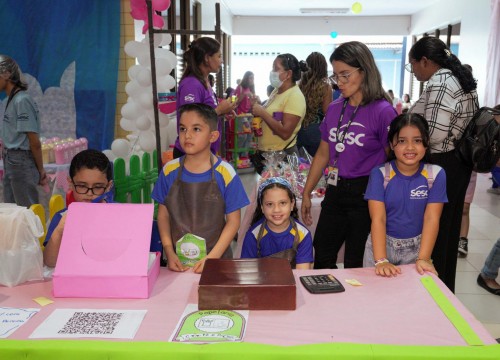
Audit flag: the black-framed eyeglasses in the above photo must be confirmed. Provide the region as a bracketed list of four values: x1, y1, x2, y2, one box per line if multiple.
[72, 182, 108, 195]
[331, 68, 360, 85]
[405, 63, 414, 73]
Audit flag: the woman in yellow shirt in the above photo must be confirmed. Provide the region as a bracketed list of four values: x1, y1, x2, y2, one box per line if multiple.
[251, 54, 307, 169]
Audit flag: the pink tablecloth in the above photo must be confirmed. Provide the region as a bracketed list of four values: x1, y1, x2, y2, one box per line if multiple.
[0, 265, 495, 346]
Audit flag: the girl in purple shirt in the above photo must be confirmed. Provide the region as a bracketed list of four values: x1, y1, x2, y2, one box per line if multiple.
[174, 37, 237, 158]
[301, 41, 397, 269]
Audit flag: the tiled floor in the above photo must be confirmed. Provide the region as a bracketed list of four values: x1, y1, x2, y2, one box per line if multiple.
[454, 173, 500, 339]
[239, 171, 500, 340]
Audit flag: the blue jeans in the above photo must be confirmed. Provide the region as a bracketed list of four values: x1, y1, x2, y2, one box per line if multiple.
[2, 150, 40, 207]
[363, 233, 421, 267]
[481, 239, 500, 279]
[491, 166, 500, 188]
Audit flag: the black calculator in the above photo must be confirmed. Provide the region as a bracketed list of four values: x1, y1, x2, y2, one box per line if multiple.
[300, 274, 345, 294]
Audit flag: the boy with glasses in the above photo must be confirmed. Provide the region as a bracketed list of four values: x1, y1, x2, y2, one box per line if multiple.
[43, 149, 113, 267]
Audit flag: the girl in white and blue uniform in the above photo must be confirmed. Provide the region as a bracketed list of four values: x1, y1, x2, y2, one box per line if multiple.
[363, 113, 448, 277]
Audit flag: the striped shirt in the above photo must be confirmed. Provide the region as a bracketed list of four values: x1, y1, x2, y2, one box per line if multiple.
[410, 68, 479, 153]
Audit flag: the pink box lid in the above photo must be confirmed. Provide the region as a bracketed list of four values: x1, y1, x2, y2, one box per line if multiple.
[53, 202, 154, 277]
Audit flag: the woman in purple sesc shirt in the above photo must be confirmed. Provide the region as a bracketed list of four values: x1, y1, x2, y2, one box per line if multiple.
[301, 41, 397, 269]
[174, 37, 237, 158]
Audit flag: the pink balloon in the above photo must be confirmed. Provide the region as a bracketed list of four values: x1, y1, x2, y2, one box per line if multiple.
[152, 14, 165, 29]
[152, 0, 171, 12]
[130, 6, 147, 20]
[141, 16, 165, 34]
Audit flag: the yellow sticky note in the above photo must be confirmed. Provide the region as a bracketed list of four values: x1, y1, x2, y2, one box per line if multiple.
[33, 297, 54, 306]
[345, 279, 363, 286]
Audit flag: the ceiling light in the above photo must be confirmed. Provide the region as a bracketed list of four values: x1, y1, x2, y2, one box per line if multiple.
[299, 8, 350, 14]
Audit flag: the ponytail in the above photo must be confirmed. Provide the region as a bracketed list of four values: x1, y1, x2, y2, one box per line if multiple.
[409, 37, 476, 93]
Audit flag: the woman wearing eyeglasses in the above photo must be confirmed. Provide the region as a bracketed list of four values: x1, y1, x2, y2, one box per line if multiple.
[406, 37, 478, 292]
[301, 41, 397, 269]
[250, 53, 307, 171]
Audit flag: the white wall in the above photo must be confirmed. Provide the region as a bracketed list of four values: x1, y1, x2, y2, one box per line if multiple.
[410, 0, 492, 104]
[197, 0, 233, 34]
[233, 16, 410, 36]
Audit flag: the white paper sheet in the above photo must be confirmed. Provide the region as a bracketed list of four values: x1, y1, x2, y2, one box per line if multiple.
[0, 307, 40, 338]
[29, 309, 147, 339]
[170, 304, 249, 343]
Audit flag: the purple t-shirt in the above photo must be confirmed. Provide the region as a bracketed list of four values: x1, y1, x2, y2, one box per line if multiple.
[364, 161, 448, 238]
[175, 75, 221, 154]
[320, 98, 397, 178]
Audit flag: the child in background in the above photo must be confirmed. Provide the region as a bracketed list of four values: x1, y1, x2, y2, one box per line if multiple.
[363, 113, 448, 276]
[43, 149, 114, 267]
[152, 103, 249, 273]
[241, 177, 313, 269]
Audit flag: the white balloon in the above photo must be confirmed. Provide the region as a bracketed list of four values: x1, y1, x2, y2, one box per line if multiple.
[136, 68, 152, 87]
[111, 139, 131, 158]
[102, 149, 116, 162]
[124, 41, 145, 58]
[125, 80, 142, 97]
[138, 52, 150, 67]
[120, 117, 137, 132]
[121, 101, 142, 120]
[158, 112, 170, 127]
[138, 131, 156, 152]
[136, 115, 151, 131]
[127, 65, 143, 80]
[155, 58, 172, 76]
[164, 75, 176, 90]
[159, 33, 172, 46]
[165, 51, 178, 69]
[154, 47, 171, 59]
[138, 92, 153, 109]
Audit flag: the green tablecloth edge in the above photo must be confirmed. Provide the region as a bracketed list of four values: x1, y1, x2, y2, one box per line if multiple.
[420, 275, 483, 345]
[1, 340, 499, 360]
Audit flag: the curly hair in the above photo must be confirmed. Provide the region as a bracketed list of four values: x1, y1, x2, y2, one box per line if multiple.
[299, 52, 329, 127]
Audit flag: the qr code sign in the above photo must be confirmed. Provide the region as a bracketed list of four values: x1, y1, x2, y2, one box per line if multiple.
[58, 312, 123, 335]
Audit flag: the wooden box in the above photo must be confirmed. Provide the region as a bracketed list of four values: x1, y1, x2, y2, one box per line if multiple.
[198, 258, 296, 310]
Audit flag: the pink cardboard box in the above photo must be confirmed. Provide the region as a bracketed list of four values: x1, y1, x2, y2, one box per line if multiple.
[52, 202, 160, 298]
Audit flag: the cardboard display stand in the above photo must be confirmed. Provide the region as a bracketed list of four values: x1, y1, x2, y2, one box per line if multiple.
[53, 202, 160, 298]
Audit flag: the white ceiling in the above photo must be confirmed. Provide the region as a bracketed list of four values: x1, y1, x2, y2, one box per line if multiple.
[220, 0, 441, 17]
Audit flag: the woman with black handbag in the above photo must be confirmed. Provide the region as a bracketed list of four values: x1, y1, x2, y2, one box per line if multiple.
[407, 36, 479, 292]
[250, 53, 307, 174]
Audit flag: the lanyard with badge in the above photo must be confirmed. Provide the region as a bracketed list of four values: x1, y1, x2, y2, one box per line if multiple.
[327, 99, 360, 186]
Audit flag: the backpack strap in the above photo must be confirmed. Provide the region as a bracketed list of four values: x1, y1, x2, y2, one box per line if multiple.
[383, 162, 392, 190]
[424, 164, 434, 190]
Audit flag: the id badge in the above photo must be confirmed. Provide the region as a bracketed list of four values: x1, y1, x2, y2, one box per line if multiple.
[327, 167, 339, 186]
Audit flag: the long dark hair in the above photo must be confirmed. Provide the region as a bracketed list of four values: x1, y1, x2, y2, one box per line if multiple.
[299, 52, 329, 126]
[387, 113, 432, 163]
[251, 183, 298, 225]
[239, 71, 255, 94]
[181, 37, 220, 89]
[0, 55, 28, 91]
[330, 41, 391, 105]
[409, 37, 477, 93]
[276, 53, 308, 83]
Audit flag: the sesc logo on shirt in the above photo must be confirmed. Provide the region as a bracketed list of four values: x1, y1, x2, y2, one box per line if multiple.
[328, 122, 366, 147]
[410, 185, 428, 199]
[184, 94, 195, 102]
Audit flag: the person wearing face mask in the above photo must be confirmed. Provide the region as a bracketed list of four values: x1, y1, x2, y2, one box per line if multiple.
[174, 37, 237, 158]
[301, 41, 397, 270]
[250, 53, 307, 167]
